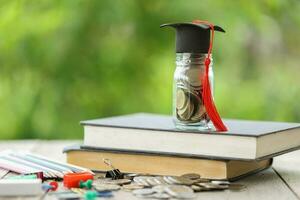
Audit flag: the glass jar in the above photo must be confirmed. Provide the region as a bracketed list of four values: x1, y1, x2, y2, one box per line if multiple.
[173, 53, 214, 130]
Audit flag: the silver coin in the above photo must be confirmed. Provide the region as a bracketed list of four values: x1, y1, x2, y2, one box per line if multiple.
[153, 177, 168, 185]
[165, 185, 195, 199]
[94, 178, 131, 185]
[191, 185, 204, 192]
[176, 89, 187, 110]
[167, 176, 195, 185]
[165, 176, 182, 184]
[151, 193, 171, 199]
[162, 176, 175, 185]
[93, 184, 121, 191]
[146, 177, 161, 186]
[181, 173, 201, 180]
[152, 185, 168, 193]
[198, 182, 228, 190]
[133, 176, 152, 187]
[122, 183, 144, 191]
[132, 188, 155, 195]
[211, 180, 230, 185]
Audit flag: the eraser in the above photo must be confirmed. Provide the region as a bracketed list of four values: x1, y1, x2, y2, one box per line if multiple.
[0, 179, 42, 196]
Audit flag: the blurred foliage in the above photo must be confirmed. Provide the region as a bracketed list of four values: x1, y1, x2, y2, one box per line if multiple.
[0, 0, 299, 139]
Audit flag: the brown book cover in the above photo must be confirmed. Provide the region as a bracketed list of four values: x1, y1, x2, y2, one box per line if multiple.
[64, 145, 272, 181]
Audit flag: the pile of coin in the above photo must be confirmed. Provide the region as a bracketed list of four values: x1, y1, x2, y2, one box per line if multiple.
[176, 87, 207, 123]
[174, 56, 213, 124]
[90, 173, 245, 199]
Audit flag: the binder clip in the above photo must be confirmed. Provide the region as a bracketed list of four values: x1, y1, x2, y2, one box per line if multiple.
[103, 158, 124, 180]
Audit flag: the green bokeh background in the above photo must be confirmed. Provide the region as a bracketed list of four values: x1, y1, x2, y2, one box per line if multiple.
[0, 0, 299, 139]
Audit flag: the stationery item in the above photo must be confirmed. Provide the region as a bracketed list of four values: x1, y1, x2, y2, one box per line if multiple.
[79, 179, 93, 189]
[103, 158, 124, 180]
[0, 155, 58, 178]
[42, 181, 58, 191]
[41, 181, 59, 200]
[64, 145, 272, 180]
[6, 174, 38, 180]
[63, 171, 94, 188]
[0, 167, 9, 179]
[81, 113, 300, 160]
[0, 179, 43, 196]
[0, 150, 92, 179]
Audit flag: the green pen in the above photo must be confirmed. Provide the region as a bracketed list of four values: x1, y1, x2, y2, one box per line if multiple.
[6, 174, 37, 180]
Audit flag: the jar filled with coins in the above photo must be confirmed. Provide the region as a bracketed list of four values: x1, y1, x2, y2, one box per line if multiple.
[173, 53, 213, 129]
[161, 21, 226, 131]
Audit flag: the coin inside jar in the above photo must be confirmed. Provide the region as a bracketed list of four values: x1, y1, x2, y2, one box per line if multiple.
[176, 89, 187, 110]
[177, 91, 194, 121]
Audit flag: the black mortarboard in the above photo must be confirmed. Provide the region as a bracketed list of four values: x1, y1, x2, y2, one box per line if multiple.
[160, 22, 225, 53]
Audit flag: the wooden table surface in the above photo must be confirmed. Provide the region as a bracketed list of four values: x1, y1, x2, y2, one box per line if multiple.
[0, 140, 300, 200]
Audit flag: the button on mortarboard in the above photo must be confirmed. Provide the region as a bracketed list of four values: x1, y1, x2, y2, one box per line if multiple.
[160, 22, 225, 53]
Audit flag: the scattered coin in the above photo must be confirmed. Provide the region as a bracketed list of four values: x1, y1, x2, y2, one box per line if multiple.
[191, 185, 204, 192]
[165, 185, 195, 199]
[211, 180, 230, 185]
[122, 183, 144, 191]
[133, 176, 152, 187]
[152, 185, 167, 193]
[168, 176, 195, 185]
[93, 184, 121, 192]
[94, 178, 131, 185]
[132, 188, 155, 196]
[198, 182, 229, 190]
[151, 193, 171, 199]
[181, 173, 201, 180]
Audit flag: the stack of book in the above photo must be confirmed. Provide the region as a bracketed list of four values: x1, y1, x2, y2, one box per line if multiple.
[64, 113, 300, 180]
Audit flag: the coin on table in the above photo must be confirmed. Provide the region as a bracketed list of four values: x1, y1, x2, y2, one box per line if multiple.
[94, 178, 131, 185]
[181, 173, 201, 180]
[211, 180, 230, 185]
[147, 177, 164, 186]
[167, 176, 195, 185]
[191, 184, 205, 192]
[176, 88, 187, 110]
[165, 185, 195, 199]
[93, 184, 121, 192]
[194, 178, 210, 183]
[198, 182, 228, 190]
[153, 176, 168, 185]
[152, 193, 171, 199]
[163, 176, 175, 185]
[152, 185, 167, 193]
[122, 183, 144, 191]
[132, 188, 155, 196]
[133, 176, 152, 187]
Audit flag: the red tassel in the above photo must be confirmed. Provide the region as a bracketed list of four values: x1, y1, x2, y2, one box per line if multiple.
[193, 20, 228, 132]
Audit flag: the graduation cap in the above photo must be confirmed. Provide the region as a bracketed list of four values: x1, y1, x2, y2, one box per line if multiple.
[160, 22, 225, 53]
[160, 21, 228, 132]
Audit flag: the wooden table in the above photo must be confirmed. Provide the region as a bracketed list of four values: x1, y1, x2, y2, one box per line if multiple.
[1, 140, 300, 200]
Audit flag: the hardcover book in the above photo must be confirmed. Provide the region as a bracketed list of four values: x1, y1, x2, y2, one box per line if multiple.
[64, 145, 272, 180]
[81, 113, 300, 160]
